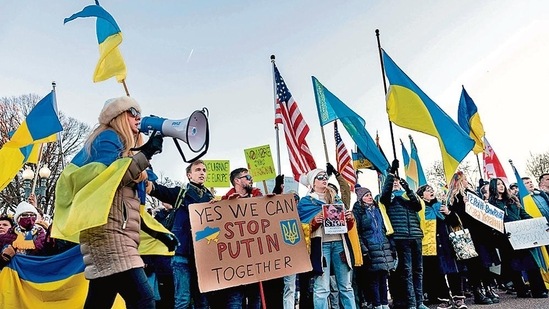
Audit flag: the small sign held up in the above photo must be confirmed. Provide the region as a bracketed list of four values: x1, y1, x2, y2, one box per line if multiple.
[244, 144, 276, 182]
[505, 217, 549, 250]
[465, 192, 505, 233]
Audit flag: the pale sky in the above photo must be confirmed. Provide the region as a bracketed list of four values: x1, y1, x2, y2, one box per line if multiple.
[2, 0, 549, 196]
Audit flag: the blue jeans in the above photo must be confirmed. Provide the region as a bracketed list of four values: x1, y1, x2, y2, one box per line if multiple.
[84, 267, 155, 309]
[172, 255, 208, 309]
[313, 240, 356, 309]
[283, 275, 297, 309]
[393, 238, 423, 308]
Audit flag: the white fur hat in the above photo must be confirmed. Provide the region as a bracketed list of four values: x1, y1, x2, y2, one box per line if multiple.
[299, 168, 325, 188]
[98, 96, 141, 125]
[14, 201, 38, 222]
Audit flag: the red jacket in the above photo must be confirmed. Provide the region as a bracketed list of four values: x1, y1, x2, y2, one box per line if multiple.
[222, 187, 263, 199]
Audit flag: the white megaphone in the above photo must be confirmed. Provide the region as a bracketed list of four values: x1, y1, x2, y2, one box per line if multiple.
[139, 108, 210, 163]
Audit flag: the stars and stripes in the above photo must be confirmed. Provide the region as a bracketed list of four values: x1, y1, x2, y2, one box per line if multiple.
[334, 121, 356, 191]
[273, 64, 316, 180]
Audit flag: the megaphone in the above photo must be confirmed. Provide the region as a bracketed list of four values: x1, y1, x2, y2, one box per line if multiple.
[139, 108, 210, 163]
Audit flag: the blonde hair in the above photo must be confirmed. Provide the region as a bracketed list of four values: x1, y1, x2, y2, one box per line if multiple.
[447, 171, 467, 205]
[85, 112, 147, 182]
[311, 183, 336, 204]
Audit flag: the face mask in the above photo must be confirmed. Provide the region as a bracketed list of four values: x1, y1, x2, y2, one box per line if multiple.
[18, 217, 36, 230]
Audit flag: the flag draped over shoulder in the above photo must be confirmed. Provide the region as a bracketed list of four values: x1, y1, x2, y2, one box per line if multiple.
[382, 50, 474, 183]
[511, 164, 549, 273]
[334, 121, 356, 191]
[483, 137, 508, 184]
[273, 64, 317, 180]
[458, 86, 485, 154]
[312, 76, 389, 174]
[0, 92, 62, 190]
[64, 4, 127, 83]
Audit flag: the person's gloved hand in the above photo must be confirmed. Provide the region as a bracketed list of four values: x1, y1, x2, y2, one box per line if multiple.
[478, 178, 485, 189]
[399, 178, 410, 192]
[273, 174, 284, 194]
[389, 159, 399, 175]
[134, 133, 164, 160]
[326, 162, 339, 177]
[362, 251, 371, 264]
[506, 232, 512, 239]
[1, 245, 15, 262]
[158, 233, 178, 252]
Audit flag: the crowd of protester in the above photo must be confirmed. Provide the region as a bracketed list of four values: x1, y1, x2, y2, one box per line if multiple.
[1, 97, 549, 309]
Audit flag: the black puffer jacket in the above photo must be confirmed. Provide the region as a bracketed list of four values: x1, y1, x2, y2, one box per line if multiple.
[353, 201, 395, 272]
[380, 174, 423, 240]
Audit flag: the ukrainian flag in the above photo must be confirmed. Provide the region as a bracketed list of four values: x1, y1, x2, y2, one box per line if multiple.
[511, 163, 549, 287]
[400, 139, 415, 189]
[64, 4, 127, 83]
[0, 92, 62, 190]
[410, 136, 427, 189]
[458, 86, 485, 154]
[382, 50, 474, 183]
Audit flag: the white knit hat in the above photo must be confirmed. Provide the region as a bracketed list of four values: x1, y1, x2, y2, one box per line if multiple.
[299, 168, 325, 188]
[98, 96, 141, 125]
[14, 201, 38, 222]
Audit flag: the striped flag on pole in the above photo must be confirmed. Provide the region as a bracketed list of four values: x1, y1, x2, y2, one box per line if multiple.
[334, 121, 356, 191]
[273, 64, 316, 180]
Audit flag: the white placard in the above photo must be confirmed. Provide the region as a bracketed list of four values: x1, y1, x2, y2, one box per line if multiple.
[465, 192, 505, 233]
[505, 217, 549, 250]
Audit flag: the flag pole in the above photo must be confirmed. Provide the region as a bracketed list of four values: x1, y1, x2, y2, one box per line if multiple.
[52, 82, 66, 170]
[375, 29, 398, 165]
[476, 153, 483, 180]
[320, 124, 330, 164]
[271, 55, 282, 175]
[122, 79, 130, 96]
[30, 144, 44, 199]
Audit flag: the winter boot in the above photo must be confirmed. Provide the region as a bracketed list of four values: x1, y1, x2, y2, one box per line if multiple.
[452, 295, 467, 309]
[473, 287, 493, 305]
[485, 286, 500, 303]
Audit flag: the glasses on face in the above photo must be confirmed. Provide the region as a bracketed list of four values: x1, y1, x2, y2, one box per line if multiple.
[238, 175, 253, 181]
[315, 174, 328, 181]
[19, 213, 37, 218]
[126, 107, 141, 118]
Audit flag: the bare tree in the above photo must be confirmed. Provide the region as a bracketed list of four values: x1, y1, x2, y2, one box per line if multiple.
[425, 159, 479, 189]
[0, 94, 91, 215]
[145, 173, 183, 209]
[526, 151, 549, 180]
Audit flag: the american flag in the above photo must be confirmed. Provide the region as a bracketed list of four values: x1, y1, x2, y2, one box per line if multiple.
[274, 64, 316, 180]
[334, 121, 356, 191]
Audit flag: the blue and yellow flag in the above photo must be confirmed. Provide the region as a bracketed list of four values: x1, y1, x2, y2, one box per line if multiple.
[458, 86, 485, 154]
[382, 50, 474, 183]
[0, 92, 62, 191]
[511, 163, 549, 274]
[64, 3, 127, 83]
[312, 76, 389, 173]
[0, 245, 125, 308]
[409, 135, 427, 190]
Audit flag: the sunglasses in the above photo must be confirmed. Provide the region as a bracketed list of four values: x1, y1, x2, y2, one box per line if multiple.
[238, 175, 253, 181]
[126, 107, 141, 118]
[19, 213, 37, 218]
[315, 174, 328, 181]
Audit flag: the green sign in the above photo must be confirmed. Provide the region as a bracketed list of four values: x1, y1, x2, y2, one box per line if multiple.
[203, 160, 230, 188]
[244, 144, 276, 182]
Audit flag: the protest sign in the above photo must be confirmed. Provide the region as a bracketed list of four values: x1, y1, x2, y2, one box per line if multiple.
[465, 192, 505, 233]
[322, 204, 347, 234]
[505, 217, 549, 250]
[261, 176, 300, 195]
[189, 194, 312, 292]
[244, 144, 276, 182]
[203, 160, 230, 188]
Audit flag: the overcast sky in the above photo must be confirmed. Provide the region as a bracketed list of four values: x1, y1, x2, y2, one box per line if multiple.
[2, 0, 549, 195]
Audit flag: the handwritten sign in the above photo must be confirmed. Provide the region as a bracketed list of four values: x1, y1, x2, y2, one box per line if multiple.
[203, 160, 230, 188]
[505, 217, 549, 250]
[244, 145, 276, 182]
[189, 194, 312, 292]
[262, 176, 300, 195]
[465, 192, 505, 233]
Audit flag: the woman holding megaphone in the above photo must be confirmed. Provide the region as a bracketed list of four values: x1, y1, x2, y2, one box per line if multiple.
[54, 96, 177, 309]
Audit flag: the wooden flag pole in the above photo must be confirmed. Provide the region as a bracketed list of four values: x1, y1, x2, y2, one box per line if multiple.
[122, 79, 130, 96]
[375, 29, 398, 174]
[320, 124, 330, 164]
[271, 55, 282, 175]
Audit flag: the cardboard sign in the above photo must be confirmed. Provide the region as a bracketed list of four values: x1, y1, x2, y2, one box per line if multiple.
[203, 160, 231, 188]
[465, 192, 505, 233]
[505, 217, 549, 250]
[322, 204, 347, 234]
[244, 145, 276, 182]
[189, 194, 312, 292]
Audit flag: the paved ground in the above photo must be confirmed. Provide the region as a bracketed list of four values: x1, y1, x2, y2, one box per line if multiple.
[427, 288, 549, 309]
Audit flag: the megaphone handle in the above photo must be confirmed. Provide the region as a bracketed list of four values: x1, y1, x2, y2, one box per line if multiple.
[172, 137, 209, 163]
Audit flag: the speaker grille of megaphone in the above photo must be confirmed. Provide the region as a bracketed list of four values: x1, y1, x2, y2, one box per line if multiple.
[139, 109, 209, 153]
